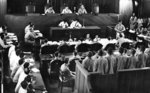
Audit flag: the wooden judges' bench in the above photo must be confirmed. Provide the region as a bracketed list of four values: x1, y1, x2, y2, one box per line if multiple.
[49, 26, 101, 41]
[75, 61, 150, 93]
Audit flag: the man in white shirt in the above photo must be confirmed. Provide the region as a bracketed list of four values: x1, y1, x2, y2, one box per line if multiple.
[58, 20, 69, 28]
[61, 6, 72, 14]
[69, 19, 82, 28]
[13, 62, 29, 83]
[45, 6, 55, 14]
[15, 67, 30, 93]
[77, 4, 87, 15]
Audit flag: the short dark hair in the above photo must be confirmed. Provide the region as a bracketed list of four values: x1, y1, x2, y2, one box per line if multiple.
[98, 49, 104, 56]
[21, 80, 28, 89]
[119, 47, 124, 54]
[140, 45, 145, 52]
[25, 75, 31, 83]
[24, 62, 29, 68]
[87, 51, 93, 57]
[107, 48, 113, 55]
[18, 58, 24, 65]
[73, 51, 78, 56]
[131, 48, 136, 56]
[24, 67, 30, 74]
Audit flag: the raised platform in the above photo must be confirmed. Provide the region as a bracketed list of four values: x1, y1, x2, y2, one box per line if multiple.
[5, 14, 119, 41]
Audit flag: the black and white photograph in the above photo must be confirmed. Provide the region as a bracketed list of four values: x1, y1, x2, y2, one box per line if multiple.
[1, 0, 150, 93]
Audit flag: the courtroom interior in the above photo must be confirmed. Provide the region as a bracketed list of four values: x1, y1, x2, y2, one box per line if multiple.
[1, 0, 150, 93]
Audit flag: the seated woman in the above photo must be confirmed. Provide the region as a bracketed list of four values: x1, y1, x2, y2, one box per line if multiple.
[77, 4, 87, 15]
[45, 6, 55, 14]
[61, 6, 72, 14]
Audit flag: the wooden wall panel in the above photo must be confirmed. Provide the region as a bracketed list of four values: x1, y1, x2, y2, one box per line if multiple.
[0, 0, 7, 26]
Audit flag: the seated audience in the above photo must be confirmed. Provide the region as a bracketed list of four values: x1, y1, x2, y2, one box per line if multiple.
[11, 58, 24, 78]
[115, 20, 126, 39]
[15, 67, 30, 93]
[45, 6, 55, 14]
[61, 6, 72, 14]
[0, 31, 10, 49]
[13, 62, 30, 83]
[69, 19, 82, 28]
[18, 80, 28, 93]
[82, 51, 94, 72]
[93, 49, 108, 74]
[77, 4, 87, 15]
[0, 25, 8, 34]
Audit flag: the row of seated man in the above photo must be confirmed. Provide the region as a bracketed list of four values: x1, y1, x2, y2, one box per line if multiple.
[6, 42, 47, 93]
[44, 4, 87, 15]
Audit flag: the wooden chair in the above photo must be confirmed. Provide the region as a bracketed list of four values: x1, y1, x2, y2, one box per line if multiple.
[59, 69, 74, 93]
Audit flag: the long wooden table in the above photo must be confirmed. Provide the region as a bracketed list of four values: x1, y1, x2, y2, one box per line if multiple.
[49, 26, 101, 41]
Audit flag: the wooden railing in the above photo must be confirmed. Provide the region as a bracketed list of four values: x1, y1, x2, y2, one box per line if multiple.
[75, 61, 92, 93]
[75, 61, 150, 93]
